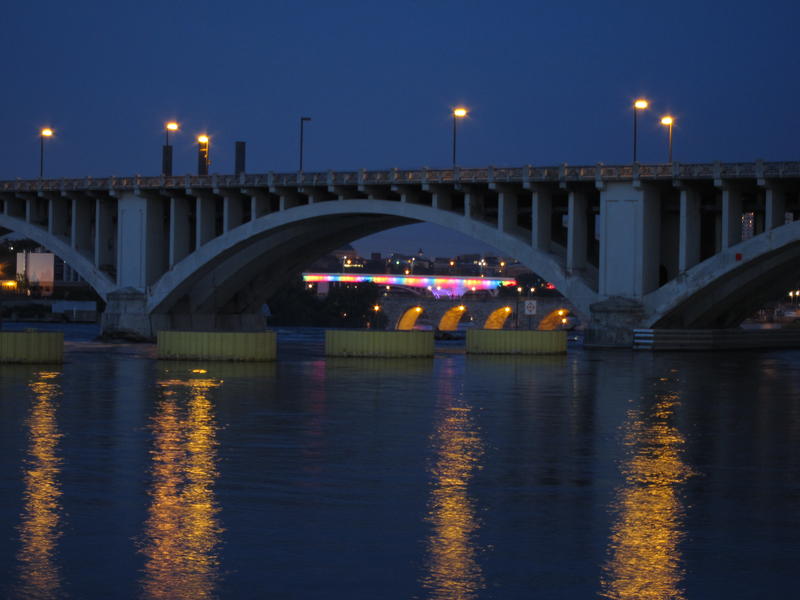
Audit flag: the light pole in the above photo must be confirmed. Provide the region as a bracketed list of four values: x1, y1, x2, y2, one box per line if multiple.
[299, 116, 311, 171]
[197, 134, 210, 175]
[163, 121, 179, 176]
[632, 99, 648, 163]
[452, 107, 468, 167]
[39, 128, 53, 178]
[660, 116, 674, 163]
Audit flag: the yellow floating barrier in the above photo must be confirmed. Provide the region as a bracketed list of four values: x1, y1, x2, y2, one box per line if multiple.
[466, 330, 566, 354]
[325, 330, 434, 357]
[0, 331, 64, 363]
[157, 331, 277, 361]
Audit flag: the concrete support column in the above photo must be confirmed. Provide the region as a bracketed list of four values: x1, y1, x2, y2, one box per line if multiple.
[599, 182, 660, 297]
[247, 190, 270, 220]
[426, 185, 452, 211]
[765, 185, 787, 231]
[70, 195, 93, 257]
[95, 198, 116, 270]
[464, 189, 484, 220]
[195, 194, 216, 248]
[720, 186, 743, 248]
[567, 190, 588, 272]
[678, 187, 701, 272]
[223, 194, 244, 232]
[48, 195, 70, 239]
[169, 196, 192, 267]
[498, 190, 518, 233]
[117, 192, 166, 289]
[7, 196, 26, 219]
[530, 187, 552, 251]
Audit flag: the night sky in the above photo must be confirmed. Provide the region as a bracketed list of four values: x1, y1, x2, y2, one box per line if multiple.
[2, 0, 798, 258]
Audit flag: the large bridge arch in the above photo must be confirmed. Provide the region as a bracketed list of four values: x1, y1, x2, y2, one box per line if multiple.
[644, 220, 800, 328]
[147, 199, 597, 319]
[0, 214, 114, 300]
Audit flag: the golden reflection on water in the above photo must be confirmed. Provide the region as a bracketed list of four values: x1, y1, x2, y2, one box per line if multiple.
[16, 371, 63, 600]
[140, 375, 223, 600]
[422, 380, 485, 599]
[600, 393, 694, 600]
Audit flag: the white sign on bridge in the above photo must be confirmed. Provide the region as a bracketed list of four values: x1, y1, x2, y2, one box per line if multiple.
[524, 300, 538, 316]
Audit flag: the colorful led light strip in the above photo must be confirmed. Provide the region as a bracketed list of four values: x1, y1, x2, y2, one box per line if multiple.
[302, 272, 517, 291]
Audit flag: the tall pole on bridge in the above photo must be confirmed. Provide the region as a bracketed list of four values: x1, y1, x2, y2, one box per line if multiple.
[39, 128, 53, 178]
[452, 107, 468, 167]
[197, 134, 210, 176]
[163, 121, 178, 176]
[299, 116, 311, 171]
[632, 99, 648, 163]
[660, 115, 674, 163]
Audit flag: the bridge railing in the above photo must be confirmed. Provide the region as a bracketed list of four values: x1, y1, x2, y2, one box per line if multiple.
[2, 161, 800, 193]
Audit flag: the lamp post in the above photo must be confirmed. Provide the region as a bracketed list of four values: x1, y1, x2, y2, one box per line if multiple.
[632, 99, 648, 163]
[197, 134, 210, 175]
[163, 121, 179, 176]
[39, 128, 53, 178]
[452, 107, 468, 167]
[299, 116, 311, 171]
[660, 116, 674, 163]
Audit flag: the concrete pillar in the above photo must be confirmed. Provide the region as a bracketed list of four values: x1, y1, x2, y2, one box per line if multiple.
[498, 190, 518, 233]
[530, 187, 552, 251]
[567, 190, 588, 272]
[599, 182, 660, 298]
[765, 185, 787, 231]
[248, 190, 270, 219]
[71, 195, 93, 257]
[95, 198, 116, 270]
[720, 186, 743, 248]
[195, 194, 216, 248]
[678, 187, 701, 272]
[117, 192, 165, 289]
[48, 195, 70, 239]
[169, 196, 192, 267]
[223, 194, 244, 232]
[464, 189, 484, 220]
[429, 187, 452, 211]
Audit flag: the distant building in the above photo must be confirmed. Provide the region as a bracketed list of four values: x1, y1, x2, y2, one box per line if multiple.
[16, 252, 55, 296]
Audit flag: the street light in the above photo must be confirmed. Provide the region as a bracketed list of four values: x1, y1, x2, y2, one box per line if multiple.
[660, 116, 674, 163]
[39, 128, 53, 178]
[299, 116, 311, 171]
[632, 99, 648, 163]
[163, 121, 179, 176]
[452, 107, 468, 167]
[197, 134, 210, 175]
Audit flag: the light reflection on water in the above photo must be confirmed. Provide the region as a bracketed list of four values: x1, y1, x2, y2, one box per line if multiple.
[600, 391, 695, 600]
[139, 371, 223, 600]
[422, 358, 485, 599]
[15, 371, 63, 600]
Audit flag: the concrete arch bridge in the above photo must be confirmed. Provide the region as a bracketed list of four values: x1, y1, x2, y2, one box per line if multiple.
[2, 160, 799, 345]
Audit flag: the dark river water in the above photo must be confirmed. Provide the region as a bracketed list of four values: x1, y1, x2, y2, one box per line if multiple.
[1, 324, 799, 599]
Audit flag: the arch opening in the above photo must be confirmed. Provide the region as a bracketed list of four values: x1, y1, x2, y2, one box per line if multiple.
[483, 306, 513, 329]
[438, 305, 467, 332]
[538, 308, 570, 331]
[397, 306, 424, 330]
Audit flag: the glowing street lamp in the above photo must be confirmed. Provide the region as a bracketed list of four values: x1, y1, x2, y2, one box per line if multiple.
[632, 99, 648, 163]
[452, 107, 468, 167]
[197, 134, 210, 175]
[162, 121, 179, 176]
[660, 116, 674, 163]
[39, 127, 53, 178]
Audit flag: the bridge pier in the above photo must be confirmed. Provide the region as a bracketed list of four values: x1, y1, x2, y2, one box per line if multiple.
[585, 297, 645, 348]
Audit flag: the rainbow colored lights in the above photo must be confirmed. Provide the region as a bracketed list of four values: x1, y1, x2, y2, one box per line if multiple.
[303, 272, 516, 297]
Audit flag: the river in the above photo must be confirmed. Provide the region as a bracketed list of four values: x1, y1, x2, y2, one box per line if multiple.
[0, 325, 798, 598]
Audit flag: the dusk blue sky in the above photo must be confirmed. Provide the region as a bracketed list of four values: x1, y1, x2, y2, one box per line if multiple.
[3, 0, 798, 257]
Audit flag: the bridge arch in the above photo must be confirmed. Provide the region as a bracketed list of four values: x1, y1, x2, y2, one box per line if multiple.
[396, 306, 424, 330]
[0, 214, 114, 300]
[538, 308, 571, 330]
[644, 221, 800, 328]
[146, 200, 595, 320]
[483, 306, 513, 329]
[438, 305, 468, 331]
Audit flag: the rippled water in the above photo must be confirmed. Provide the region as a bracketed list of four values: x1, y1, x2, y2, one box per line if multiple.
[1, 326, 799, 599]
